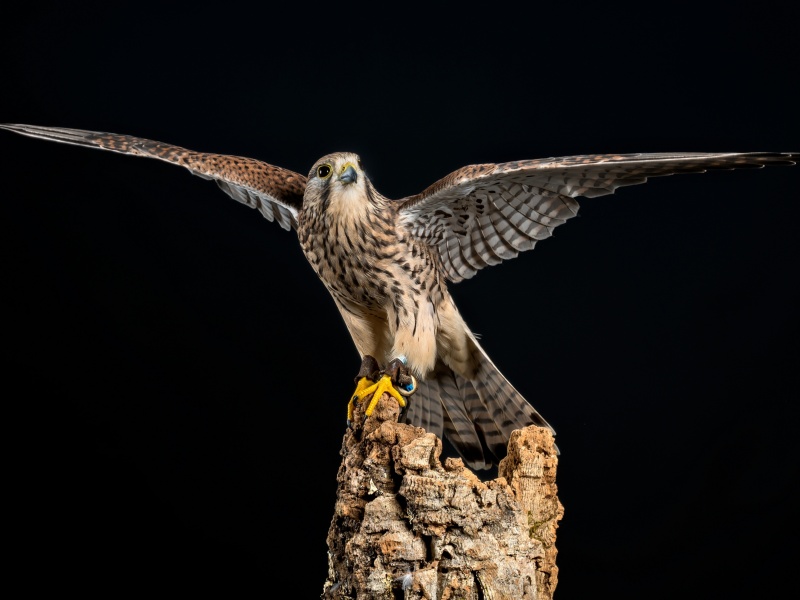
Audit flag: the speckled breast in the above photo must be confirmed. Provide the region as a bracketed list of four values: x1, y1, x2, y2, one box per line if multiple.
[298, 210, 445, 319]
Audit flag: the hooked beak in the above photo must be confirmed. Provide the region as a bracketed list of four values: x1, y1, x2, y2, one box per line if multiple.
[339, 163, 358, 184]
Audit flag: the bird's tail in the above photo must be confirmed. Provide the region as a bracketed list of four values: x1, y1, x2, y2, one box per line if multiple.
[404, 337, 556, 470]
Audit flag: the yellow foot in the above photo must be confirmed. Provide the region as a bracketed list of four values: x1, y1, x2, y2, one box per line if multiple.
[348, 374, 408, 422]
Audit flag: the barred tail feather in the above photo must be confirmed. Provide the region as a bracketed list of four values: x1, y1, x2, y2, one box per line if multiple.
[404, 339, 556, 470]
[403, 373, 444, 439]
[468, 333, 555, 439]
[407, 364, 493, 470]
[454, 368, 508, 461]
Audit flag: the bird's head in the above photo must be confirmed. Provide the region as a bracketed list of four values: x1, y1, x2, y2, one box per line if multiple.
[304, 152, 378, 220]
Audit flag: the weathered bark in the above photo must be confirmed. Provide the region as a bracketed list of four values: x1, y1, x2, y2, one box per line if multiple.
[323, 393, 563, 599]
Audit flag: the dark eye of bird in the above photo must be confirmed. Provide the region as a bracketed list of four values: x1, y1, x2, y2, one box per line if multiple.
[317, 164, 332, 178]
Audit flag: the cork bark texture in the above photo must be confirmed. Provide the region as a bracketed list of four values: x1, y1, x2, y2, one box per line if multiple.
[322, 394, 563, 599]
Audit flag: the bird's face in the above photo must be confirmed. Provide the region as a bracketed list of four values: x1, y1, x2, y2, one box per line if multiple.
[304, 152, 372, 220]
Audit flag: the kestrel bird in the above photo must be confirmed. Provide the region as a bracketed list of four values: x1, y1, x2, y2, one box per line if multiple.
[2, 124, 796, 470]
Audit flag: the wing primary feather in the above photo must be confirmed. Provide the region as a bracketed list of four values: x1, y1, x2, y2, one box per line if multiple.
[0, 124, 305, 230]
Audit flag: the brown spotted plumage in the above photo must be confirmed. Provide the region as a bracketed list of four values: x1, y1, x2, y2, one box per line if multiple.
[1, 123, 796, 469]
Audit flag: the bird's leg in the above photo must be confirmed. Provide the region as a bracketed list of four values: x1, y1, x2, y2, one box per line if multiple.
[348, 355, 381, 424]
[383, 357, 417, 397]
[348, 355, 417, 424]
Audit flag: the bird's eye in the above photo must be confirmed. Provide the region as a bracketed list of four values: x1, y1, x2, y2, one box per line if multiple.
[317, 164, 332, 179]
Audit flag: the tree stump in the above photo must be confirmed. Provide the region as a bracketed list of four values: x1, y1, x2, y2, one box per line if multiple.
[323, 393, 563, 599]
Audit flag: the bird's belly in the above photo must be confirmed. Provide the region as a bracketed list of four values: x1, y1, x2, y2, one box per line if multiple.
[301, 234, 449, 375]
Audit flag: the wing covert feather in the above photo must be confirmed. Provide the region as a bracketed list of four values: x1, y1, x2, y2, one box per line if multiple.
[398, 152, 797, 282]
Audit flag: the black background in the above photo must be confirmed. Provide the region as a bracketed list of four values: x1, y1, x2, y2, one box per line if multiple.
[2, 2, 798, 598]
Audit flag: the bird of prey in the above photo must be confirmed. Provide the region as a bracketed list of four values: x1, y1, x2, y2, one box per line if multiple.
[1, 123, 796, 470]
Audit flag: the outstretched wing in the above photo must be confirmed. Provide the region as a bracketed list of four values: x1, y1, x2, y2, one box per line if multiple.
[0, 124, 306, 231]
[398, 152, 797, 283]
